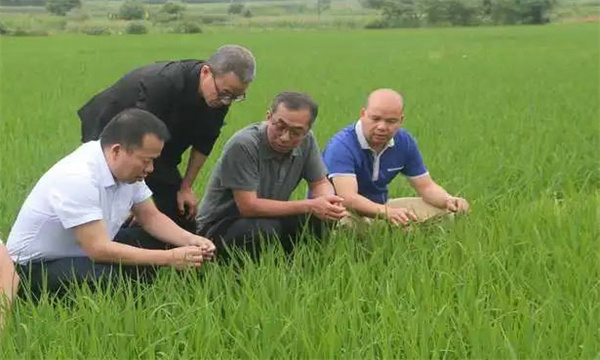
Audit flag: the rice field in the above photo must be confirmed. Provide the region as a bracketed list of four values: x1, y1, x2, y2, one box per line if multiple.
[0, 23, 598, 358]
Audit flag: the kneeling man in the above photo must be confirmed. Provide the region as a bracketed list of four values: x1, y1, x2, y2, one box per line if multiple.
[322, 89, 469, 226]
[196, 92, 346, 257]
[7, 108, 215, 297]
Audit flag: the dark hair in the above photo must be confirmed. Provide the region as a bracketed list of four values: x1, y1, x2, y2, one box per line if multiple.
[99, 108, 170, 149]
[269, 91, 319, 127]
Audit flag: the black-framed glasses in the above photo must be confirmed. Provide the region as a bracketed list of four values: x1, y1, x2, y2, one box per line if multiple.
[271, 119, 308, 140]
[211, 73, 246, 103]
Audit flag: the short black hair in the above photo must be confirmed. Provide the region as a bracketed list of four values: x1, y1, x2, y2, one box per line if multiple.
[99, 108, 170, 149]
[269, 91, 319, 127]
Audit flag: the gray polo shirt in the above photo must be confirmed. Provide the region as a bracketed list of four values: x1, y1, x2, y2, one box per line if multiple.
[196, 122, 326, 225]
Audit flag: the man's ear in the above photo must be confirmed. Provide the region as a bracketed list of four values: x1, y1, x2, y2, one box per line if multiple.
[400, 113, 405, 124]
[109, 143, 123, 159]
[266, 110, 272, 122]
[359, 107, 366, 119]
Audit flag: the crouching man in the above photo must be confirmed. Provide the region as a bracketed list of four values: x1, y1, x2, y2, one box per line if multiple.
[196, 92, 347, 259]
[7, 108, 215, 297]
[322, 89, 469, 227]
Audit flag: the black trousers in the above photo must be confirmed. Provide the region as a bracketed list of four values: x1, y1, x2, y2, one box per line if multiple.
[17, 227, 168, 299]
[198, 214, 324, 260]
[145, 177, 197, 233]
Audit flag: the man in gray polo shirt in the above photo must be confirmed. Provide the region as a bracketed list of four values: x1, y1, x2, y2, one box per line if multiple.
[196, 92, 347, 258]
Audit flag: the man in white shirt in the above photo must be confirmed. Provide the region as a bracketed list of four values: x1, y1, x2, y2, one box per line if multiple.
[7, 108, 215, 297]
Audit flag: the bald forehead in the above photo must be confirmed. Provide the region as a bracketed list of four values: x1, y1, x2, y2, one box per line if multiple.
[366, 89, 404, 112]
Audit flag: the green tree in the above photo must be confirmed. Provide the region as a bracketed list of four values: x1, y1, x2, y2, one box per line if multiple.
[227, 2, 244, 15]
[161, 2, 185, 16]
[119, 1, 145, 20]
[45, 0, 81, 16]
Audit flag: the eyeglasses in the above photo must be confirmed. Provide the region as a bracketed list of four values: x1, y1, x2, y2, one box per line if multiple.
[271, 119, 308, 140]
[211, 72, 246, 103]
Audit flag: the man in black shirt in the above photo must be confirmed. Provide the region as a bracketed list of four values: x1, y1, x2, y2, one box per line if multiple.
[78, 45, 256, 232]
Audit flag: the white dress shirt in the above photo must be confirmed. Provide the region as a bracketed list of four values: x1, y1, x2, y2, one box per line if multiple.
[7, 141, 152, 265]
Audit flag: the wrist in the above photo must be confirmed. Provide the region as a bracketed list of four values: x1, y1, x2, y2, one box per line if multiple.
[160, 249, 174, 266]
[303, 199, 315, 215]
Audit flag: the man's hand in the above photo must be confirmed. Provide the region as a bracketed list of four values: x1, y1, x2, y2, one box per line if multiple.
[177, 187, 198, 221]
[445, 196, 469, 213]
[185, 235, 216, 260]
[382, 206, 418, 226]
[168, 246, 205, 270]
[308, 195, 348, 221]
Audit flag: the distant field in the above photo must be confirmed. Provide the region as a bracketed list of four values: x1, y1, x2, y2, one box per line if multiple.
[0, 24, 598, 358]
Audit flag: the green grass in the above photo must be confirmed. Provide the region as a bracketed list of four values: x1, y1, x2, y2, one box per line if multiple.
[0, 23, 599, 358]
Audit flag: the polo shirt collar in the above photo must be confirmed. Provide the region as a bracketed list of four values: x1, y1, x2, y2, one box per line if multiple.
[260, 122, 303, 159]
[355, 120, 395, 151]
[92, 141, 116, 188]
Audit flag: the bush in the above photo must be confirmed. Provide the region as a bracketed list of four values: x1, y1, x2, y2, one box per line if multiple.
[125, 21, 147, 34]
[82, 25, 110, 35]
[199, 15, 228, 24]
[227, 2, 244, 15]
[10, 28, 49, 36]
[0, 21, 8, 35]
[46, 0, 81, 16]
[152, 12, 179, 23]
[119, 1, 145, 20]
[162, 1, 185, 15]
[364, 18, 388, 28]
[172, 21, 202, 33]
[242, 8, 252, 18]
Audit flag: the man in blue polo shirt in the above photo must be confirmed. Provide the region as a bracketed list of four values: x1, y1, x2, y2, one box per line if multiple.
[322, 89, 469, 226]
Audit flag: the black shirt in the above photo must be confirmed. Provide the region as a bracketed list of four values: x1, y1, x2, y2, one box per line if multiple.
[78, 60, 229, 185]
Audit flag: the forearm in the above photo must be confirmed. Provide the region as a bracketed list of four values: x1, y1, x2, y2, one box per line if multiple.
[342, 193, 388, 218]
[238, 198, 312, 218]
[0, 257, 18, 305]
[309, 179, 336, 198]
[86, 241, 171, 266]
[181, 149, 207, 190]
[418, 183, 451, 209]
[0, 249, 20, 305]
[140, 212, 191, 247]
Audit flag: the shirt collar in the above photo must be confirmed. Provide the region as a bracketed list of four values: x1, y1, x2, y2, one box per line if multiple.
[92, 141, 116, 188]
[260, 122, 304, 159]
[355, 120, 395, 151]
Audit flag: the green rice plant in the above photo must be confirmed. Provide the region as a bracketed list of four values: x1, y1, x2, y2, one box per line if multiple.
[0, 23, 598, 358]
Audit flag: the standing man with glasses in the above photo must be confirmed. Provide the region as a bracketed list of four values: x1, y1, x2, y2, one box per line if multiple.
[78, 45, 256, 232]
[196, 92, 347, 260]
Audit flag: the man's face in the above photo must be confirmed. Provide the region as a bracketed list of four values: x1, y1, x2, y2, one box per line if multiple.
[266, 104, 311, 154]
[359, 100, 404, 150]
[110, 134, 164, 184]
[200, 66, 248, 109]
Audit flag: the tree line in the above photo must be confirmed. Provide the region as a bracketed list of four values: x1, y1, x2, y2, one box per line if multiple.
[363, 0, 557, 27]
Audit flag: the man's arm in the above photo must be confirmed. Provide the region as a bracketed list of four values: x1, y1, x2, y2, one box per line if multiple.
[132, 199, 215, 257]
[233, 190, 346, 221]
[73, 220, 205, 268]
[308, 177, 336, 198]
[409, 174, 469, 213]
[331, 176, 417, 225]
[0, 244, 19, 328]
[178, 149, 208, 220]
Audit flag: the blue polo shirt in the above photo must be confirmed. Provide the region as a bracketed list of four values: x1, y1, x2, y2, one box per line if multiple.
[322, 121, 428, 204]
